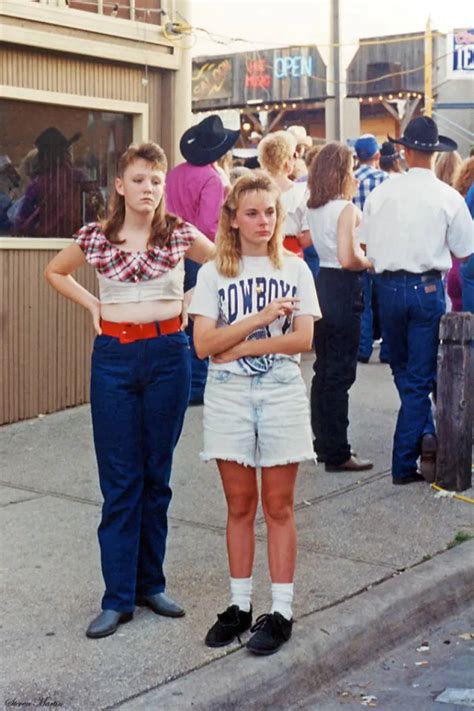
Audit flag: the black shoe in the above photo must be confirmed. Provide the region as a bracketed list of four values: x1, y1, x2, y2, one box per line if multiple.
[420, 433, 437, 483]
[392, 473, 425, 485]
[86, 609, 133, 639]
[357, 355, 370, 364]
[188, 396, 204, 406]
[246, 612, 293, 655]
[136, 592, 185, 618]
[205, 605, 252, 648]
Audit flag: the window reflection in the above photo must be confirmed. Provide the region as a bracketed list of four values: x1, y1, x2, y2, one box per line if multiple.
[0, 101, 133, 238]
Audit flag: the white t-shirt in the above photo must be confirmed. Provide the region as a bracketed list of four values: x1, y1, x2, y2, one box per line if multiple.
[307, 199, 360, 269]
[188, 254, 321, 376]
[358, 168, 474, 273]
[280, 182, 309, 235]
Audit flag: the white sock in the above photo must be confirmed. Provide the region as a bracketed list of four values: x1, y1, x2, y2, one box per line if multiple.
[270, 582, 294, 620]
[230, 576, 252, 612]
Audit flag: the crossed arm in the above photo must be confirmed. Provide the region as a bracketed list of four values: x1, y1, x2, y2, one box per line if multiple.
[193, 300, 314, 364]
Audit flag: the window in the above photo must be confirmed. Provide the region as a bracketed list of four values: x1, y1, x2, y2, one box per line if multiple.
[0, 100, 133, 238]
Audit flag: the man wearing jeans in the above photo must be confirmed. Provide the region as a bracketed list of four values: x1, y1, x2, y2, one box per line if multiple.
[359, 117, 474, 485]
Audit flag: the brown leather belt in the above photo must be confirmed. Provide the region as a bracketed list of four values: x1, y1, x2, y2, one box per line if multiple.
[100, 317, 182, 344]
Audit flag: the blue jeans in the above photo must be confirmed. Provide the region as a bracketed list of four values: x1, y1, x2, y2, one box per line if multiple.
[185, 258, 209, 402]
[461, 253, 474, 313]
[90, 331, 191, 612]
[374, 272, 445, 479]
[359, 271, 374, 360]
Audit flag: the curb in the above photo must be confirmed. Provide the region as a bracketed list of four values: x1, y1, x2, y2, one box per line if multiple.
[116, 541, 474, 710]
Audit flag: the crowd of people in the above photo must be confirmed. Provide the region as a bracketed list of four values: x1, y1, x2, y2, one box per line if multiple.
[44, 112, 474, 656]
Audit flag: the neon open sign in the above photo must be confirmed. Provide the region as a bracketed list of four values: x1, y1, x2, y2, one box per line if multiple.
[274, 55, 313, 79]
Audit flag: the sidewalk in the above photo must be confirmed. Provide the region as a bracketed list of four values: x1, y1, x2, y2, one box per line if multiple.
[1, 356, 473, 710]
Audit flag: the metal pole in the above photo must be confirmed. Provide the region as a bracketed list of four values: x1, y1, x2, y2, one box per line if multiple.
[424, 16, 433, 117]
[331, 0, 342, 139]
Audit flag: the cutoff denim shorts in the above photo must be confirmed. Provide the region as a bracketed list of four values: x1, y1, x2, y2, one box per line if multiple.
[201, 359, 315, 468]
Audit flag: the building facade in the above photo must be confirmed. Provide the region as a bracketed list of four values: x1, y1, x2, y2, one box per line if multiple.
[0, 0, 190, 424]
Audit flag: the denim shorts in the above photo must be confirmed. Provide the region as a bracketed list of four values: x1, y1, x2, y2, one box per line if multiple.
[201, 359, 315, 468]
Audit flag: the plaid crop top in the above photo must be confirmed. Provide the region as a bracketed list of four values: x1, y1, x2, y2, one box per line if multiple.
[74, 221, 200, 283]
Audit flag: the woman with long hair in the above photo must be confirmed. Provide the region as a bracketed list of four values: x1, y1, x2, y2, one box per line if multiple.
[45, 142, 215, 638]
[307, 142, 373, 472]
[435, 150, 462, 186]
[189, 173, 320, 655]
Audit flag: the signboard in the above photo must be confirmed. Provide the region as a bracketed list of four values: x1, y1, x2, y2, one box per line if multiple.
[192, 46, 327, 111]
[192, 57, 232, 102]
[450, 29, 474, 78]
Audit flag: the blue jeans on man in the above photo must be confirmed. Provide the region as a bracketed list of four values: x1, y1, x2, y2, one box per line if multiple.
[90, 331, 191, 611]
[374, 272, 445, 480]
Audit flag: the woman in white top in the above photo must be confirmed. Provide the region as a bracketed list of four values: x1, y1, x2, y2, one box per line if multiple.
[45, 142, 214, 639]
[189, 172, 320, 655]
[257, 131, 309, 257]
[307, 142, 373, 473]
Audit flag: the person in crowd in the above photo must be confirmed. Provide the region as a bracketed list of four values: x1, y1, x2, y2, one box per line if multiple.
[216, 149, 234, 194]
[359, 117, 474, 485]
[45, 142, 215, 639]
[258, 130, 309, 258]
[189, 172, 320, 655]
[307, 142, 374, 473]
[0, 155, 20, 233]
[287, 125, 312, 160]
[166, 115, 240, 405]
[353, 134, 389, 364]
[435, 150, 462, 186]
[13, 127, 85, 237]
[379, 141, 403, 176]
[450, 157, 474, 312]
[229, 165, 252, 185]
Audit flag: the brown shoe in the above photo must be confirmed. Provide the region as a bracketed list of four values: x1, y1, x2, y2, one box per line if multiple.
[325, 456, 373, 472]
[420, 433, 437, 483]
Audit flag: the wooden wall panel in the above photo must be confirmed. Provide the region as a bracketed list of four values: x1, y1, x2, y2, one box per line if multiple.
[0, 250, 97, 425]
[0, 45, 153, 103]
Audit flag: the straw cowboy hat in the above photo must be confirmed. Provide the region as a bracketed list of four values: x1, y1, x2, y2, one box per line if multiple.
[180, 115, 240, 166]
[287, 125, 312, 148]
[388, 117, 457, 153]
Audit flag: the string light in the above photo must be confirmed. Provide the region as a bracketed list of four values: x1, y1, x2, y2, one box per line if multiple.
[292, 103, 297, 108]
[242, 121, 252, 131]
[368, 96, 373, 102]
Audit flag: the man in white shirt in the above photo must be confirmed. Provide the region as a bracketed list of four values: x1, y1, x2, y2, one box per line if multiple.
[359, 117, 474, 485]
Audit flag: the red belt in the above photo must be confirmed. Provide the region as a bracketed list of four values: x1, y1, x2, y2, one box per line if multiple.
[100, 317, 182, 344]
[283, 235, 303, 258]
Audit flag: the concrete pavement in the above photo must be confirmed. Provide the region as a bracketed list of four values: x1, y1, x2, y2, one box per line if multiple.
[1, 355, 473, 710]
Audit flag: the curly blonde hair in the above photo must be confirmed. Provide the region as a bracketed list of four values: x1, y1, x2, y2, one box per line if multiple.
[215, 172, 285, 277]
[307, 142, 355, 209]
[257, 131, 296, 175]
[453, 157, 474, 197]
[102, 142, 181, 248]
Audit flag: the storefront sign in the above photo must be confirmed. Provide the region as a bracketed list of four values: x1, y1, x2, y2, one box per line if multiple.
[192, 45, 327, 111]
[453, 29, 474, 72]
[192, 58, 232, 102]
[274, 55, 313, 79]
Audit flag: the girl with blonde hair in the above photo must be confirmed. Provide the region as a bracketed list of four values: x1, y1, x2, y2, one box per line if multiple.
[189, 172, 321, 655]
[258, 130, 310, 257]
[45, 142, 215, 639]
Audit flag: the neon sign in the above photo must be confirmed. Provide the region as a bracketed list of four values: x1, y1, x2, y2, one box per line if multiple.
[274, 56, 313, 79]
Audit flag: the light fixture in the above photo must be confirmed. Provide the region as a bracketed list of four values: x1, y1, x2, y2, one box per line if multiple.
[398, 92, 403, 98]
[378, 95, 383, 101]
[368, 96, 373, 102]
[388, 94, 393, 100]
[292, 103, 297, 108]
[282, 103, 287, 108]
[264, 104, 269, 110]
[242, 121, 252, 132]
[359, 97, 363, 103]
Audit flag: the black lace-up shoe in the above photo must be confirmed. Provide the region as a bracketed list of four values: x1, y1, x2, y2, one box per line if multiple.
[246, 612, 293, 655]
[205, 605, 252, 647]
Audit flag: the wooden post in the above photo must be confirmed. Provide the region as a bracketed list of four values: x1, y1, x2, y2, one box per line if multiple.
[436, 312, 474, 491]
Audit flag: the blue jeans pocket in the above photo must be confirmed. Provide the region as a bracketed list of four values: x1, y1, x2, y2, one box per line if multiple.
[414, 281, 445, 316]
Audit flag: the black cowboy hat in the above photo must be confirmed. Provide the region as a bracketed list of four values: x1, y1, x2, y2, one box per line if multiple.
[180, 115, 240, 166]
[35, 127, 82, 154]
[388, 116, 457, 153]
